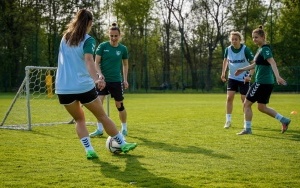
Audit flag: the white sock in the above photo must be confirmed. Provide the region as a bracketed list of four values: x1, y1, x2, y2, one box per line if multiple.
[97, 122, 103, 132]
[80, 137, 94, 152]
[244, 121, 252, 129]
[275, 113, 283, 121]
[121, 123, 127, 131]
[112, 133, 126, 146]
[226, 114, 231, 122]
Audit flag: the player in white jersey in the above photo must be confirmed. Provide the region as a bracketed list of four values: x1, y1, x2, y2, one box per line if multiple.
[221, 31, 255, 129]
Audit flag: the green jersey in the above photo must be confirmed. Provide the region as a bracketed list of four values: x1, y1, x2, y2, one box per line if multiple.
[95, 41, 128, 82]
[254, 45, 274, 84]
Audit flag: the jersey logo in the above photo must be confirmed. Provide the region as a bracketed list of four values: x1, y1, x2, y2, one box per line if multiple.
[228, 59, 246, 64]
[116, 51, 121, 56]
[104, 50, 109, 52]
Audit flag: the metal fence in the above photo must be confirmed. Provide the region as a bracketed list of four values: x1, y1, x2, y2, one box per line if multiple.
[127, 66, 300, 93]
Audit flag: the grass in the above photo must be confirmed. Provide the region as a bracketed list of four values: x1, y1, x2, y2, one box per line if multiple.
[0, 93, 300, 188]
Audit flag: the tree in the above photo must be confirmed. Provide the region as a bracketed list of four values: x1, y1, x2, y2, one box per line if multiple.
[274, 0, 300, 66]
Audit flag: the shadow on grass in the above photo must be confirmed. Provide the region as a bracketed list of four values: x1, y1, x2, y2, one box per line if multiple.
[253, 131, 300, 142]
[91, 155, 192, 188]
[252, 127, 300, 141]
[131, 137, 233, 160]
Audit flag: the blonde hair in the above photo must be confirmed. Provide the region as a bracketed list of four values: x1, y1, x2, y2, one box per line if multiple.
[229, 31, 244, 43]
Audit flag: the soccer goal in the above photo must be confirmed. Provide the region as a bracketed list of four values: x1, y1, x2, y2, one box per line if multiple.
[0, 66, 98, 130]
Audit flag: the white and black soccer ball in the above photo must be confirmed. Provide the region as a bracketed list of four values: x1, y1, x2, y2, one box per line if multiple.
[105, 136, 122, 154]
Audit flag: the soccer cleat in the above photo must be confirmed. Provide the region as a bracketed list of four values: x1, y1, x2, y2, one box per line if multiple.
[281, 118, 291, 134]
[89, 129, 103, 137]
[86, 150, 99, 160]
[237, 128, 252, 135]
[121, 129, 128, 136]
[121, 142, 137, 153]
[224, 121, 231, 129]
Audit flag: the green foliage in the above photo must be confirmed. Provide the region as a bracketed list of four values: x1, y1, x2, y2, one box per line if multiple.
[0, 93, 300, 187]
[273, 0, 300, 66]
[1, 0, 300, 92]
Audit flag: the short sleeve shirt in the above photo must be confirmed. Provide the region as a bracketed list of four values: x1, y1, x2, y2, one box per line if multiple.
[95, 42, 128, 82]
[254, 45, 274, 84]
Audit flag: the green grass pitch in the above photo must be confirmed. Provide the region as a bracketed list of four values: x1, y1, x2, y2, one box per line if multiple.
[0, 93, 299, 187]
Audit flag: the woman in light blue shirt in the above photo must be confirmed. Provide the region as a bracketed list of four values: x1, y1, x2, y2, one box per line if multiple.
[55, 9, 137, 159]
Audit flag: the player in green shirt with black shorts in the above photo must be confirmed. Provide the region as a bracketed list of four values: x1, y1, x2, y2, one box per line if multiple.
[90, 23, 130, 137]
[235, 26, 291, 135]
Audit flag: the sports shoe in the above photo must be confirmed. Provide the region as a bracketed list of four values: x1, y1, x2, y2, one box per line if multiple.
[224, 121, 231, 129]
[237, 128, 252, 135]
[89, 129, 103, 137]
[86, 150, 99, 160]
[121, 142, 137, 153]
[281, 118, 291, 134]
[121, 129, 128, 136]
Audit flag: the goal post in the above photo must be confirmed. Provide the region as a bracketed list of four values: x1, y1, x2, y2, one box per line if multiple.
[0, 66, 109, 130]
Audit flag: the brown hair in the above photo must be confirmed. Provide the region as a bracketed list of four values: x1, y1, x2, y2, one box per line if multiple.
[63, 9, 93, 46]
[109, 22, 121, 34]
[252, 25, 267, 38]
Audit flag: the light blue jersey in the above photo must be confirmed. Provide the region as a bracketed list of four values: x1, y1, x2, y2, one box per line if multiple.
[55, 34, 95, 94]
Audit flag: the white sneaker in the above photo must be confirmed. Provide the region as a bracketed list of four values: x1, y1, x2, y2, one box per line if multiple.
[224, 121, 231, 129]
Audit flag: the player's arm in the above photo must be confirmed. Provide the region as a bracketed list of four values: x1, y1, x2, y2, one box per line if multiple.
[267, 58, 287, 85]
[122, 59, 129, 89]
[85, 54, 98, 81]
[244, 47, 255, 82]
[234, 63, 256, 76]
[221, 58, 228, 82]
[84, 38, 98, 82]
[94, 55, 104, 80]
[84, 38, 105, 90]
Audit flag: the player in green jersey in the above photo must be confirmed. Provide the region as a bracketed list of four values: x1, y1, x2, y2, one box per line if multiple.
[235, 26, 291, 135]
[90, 23, 129, 137]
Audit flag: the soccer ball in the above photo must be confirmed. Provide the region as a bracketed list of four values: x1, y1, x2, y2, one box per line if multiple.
[105, 136, 122, 154]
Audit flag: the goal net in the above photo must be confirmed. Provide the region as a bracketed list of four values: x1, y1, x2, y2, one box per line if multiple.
[0, 66, 104, 130]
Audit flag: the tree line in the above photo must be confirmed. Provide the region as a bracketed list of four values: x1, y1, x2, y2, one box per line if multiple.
[0, 0, 299, 92]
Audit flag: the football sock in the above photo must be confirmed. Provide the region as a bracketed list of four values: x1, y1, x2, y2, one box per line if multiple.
[226, 114, 231, 122]
[244, 121, 252, 129]
[97, 122, 103, 132]
[112, 133, 126, 146]
[121, 123, 127, 130]
[275, 113, 283, 121]
[80, 137, 94, 152]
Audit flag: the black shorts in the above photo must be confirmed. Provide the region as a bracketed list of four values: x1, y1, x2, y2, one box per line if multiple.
[57, 88, 98, 105]
[227, 78, 250, 95]
[246, 83, 273, 104]
[96, 82, 124, 101]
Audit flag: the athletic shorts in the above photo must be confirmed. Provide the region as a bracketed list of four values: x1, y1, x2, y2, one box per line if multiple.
[96, 82, 124, 101]
[227, 78, 250, 95]
[57, 88, 98, 105]
[246, 83, 274, 104]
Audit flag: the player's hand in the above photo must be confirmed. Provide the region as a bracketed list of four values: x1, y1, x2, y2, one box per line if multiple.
[276, 76, 287, 85]
[95, 79, 106, 91]
[221, 75, 226, 82]
[123, 81, 129, 89]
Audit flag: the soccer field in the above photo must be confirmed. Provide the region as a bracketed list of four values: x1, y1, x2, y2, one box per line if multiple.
[0, 93, 299, 187]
